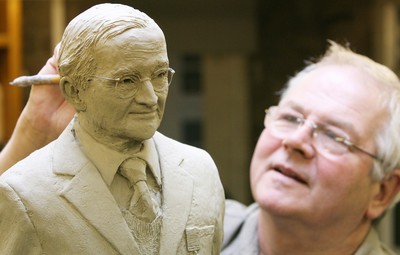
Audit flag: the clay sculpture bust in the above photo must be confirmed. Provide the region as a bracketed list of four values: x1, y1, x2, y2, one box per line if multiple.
[0, 3, 224, 254]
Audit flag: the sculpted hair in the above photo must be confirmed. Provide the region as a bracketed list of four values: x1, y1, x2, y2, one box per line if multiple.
[58, 3, 157, 88]
[281, 41, 400, 183]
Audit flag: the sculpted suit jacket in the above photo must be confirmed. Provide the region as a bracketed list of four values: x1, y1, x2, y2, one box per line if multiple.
[0, 122, 225, 255]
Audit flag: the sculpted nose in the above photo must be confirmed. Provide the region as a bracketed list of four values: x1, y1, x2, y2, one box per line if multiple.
[135, 80, 157, 106]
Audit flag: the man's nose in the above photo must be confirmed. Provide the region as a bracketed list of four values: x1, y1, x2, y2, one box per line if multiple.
[134, 79, 158, 105]
[282, 123, 316, 159]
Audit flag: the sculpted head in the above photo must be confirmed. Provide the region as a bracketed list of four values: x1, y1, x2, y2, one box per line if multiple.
[58, 4, 170, 149]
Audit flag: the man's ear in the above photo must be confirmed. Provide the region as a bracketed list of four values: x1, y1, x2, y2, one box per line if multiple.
[366, 169, 400, 220]
[60, 76, 86, 112]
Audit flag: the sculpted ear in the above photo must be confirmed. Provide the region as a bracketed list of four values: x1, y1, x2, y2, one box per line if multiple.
[60, 76, 86, 112]
[366, 169, 400, 220]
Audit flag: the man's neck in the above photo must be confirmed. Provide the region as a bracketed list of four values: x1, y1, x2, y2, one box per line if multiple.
[75, 119, 143, 154]
[257, 210, 372, 255]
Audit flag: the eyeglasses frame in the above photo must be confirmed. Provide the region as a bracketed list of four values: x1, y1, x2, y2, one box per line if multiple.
[87, 67, 175, 93]
[264, 106, 382, 162]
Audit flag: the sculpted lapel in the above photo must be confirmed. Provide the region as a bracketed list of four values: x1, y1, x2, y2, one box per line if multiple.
[53, 123, 141, 255]
[153, 132, 195, 253]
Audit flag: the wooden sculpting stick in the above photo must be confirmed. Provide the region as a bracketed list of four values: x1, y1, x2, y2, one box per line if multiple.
[10, 74, 60, 87]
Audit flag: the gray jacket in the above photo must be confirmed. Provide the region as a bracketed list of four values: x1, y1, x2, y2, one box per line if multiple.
[222, 199, 396, 255]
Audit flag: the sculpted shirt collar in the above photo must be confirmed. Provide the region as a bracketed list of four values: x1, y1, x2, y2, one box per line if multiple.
[73, 120, 161, 186]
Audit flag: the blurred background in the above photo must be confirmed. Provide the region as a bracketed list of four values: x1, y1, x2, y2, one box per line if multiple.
[1, 0, 400, 251]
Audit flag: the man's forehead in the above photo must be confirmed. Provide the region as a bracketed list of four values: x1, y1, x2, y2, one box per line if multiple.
[96, 27, 166, 50]
[92, 37, 168, 75]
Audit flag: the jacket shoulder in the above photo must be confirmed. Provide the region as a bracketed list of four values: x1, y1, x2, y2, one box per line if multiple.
[0, 179, 42, 253]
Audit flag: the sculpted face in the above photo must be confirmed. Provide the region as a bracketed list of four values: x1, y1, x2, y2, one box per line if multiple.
[250, 65, 386, 228]
[77, 26, 169, 150]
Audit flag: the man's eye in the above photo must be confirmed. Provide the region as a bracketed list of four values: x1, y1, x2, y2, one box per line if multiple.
[154, 70, 168, 79]
[281, 114, 301, 124]
[120, 76, 139, 84]
[323, 128, 349, 145]
[324, 129, 340, 141]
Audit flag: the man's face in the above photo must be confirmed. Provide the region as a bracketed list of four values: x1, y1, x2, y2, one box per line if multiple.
[78, 26, 169, 146]
[250, 65, 386, 228]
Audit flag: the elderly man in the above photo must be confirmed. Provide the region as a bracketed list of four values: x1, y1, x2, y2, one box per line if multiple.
[0, 3, 224, 254]
[222, 42, 400, 255]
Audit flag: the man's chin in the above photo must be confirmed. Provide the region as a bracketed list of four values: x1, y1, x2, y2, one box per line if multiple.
[127, 128, 157, 141]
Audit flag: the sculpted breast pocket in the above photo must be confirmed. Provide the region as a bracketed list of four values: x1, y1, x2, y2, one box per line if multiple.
[185, 225, 215, 255]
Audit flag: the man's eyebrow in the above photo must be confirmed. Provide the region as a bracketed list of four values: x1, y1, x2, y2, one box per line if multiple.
[111, 62, 169, 76]
[323, 118, 356, 133]
[279, 101, 304, 113]
[110, 67, 138, 77]
[153, 62, 169, 69]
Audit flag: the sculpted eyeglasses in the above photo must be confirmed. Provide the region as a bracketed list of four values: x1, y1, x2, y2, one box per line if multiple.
[88, 68, 175, 98]
[264, 106, 381, 161]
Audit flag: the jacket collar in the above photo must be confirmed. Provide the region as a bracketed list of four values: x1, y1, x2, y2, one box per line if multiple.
[73, 120, 161, 186]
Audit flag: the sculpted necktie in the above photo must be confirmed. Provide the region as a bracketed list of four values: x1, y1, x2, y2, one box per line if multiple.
[119, 157, 160, 223]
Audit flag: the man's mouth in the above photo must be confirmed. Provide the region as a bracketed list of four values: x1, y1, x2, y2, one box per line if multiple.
[273, 166, 307, 185]
[129, 111, 156, 117]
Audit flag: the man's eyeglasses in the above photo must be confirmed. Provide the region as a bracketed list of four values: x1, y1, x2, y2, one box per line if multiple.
[88, 68, 175, 98]
[264, 106, 381, 161]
